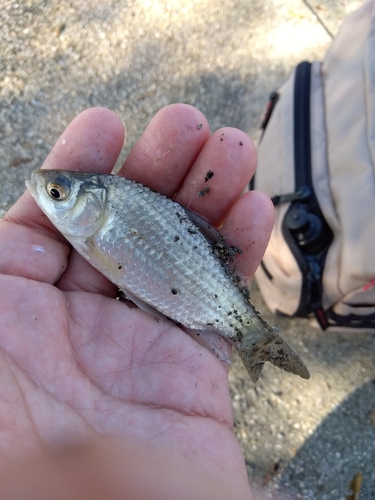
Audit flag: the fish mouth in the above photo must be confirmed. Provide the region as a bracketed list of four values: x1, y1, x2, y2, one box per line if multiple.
[25, 171, 36, 194]
[25, 169, 39, 198]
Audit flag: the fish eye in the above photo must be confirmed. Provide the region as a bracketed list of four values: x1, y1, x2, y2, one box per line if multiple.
[47, 175, 71, 201]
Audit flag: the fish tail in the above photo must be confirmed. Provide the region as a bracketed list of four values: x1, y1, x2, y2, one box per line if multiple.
[235, 325, 310, 383]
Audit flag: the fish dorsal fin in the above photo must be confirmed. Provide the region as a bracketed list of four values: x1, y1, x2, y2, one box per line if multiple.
[181, 205, 249, 299]
[181, 206, 222, 243]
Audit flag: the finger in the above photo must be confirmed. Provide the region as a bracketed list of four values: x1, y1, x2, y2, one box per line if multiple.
[42, 107, 124, 174]
[1, 108, 124, 290]
[219, 190, 275, 280]
[0, 221, 70, 284]
[119, 104, 210, 197]
[175, 128, 257, 226]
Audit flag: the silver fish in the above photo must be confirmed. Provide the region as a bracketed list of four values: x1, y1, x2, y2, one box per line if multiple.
[26, 169, 310, 382]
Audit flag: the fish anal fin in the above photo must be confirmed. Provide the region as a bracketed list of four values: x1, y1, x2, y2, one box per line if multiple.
[183, 328, 232, 364]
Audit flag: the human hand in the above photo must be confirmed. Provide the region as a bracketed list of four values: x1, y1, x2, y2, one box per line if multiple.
[0, 105, 274, 498]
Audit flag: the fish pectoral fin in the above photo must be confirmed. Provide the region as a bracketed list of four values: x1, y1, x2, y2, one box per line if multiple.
[119, 288, 167, 321]
[236, 333, 310, 383]
[183, 328, 232, 364]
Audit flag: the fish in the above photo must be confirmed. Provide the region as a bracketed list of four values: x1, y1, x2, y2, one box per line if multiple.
[26, 169, 310, 382]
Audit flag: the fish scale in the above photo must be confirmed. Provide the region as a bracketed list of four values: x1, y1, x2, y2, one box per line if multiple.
[26, 169, 310, 383]
[91, 175, 248, 335]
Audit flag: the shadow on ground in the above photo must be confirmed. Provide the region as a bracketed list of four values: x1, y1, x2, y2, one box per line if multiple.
[278, 379, 375, 499]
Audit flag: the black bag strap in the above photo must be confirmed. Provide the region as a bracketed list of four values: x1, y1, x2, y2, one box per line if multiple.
[280, 62, 333, 329]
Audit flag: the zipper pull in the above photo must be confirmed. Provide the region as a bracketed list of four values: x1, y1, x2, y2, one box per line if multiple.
[261, 92, 279, 130]
[271, 186, 311, 205]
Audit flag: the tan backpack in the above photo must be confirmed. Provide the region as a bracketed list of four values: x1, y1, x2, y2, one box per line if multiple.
[253, 0, 375, 330]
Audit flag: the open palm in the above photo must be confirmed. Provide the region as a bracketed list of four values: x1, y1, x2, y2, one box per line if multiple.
[0, 105, 274, 497]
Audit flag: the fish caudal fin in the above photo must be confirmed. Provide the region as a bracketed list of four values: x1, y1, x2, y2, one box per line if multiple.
[236, 330, 310, 383]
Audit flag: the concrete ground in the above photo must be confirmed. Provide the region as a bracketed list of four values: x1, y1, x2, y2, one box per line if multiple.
[1, 0, 374, 498]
